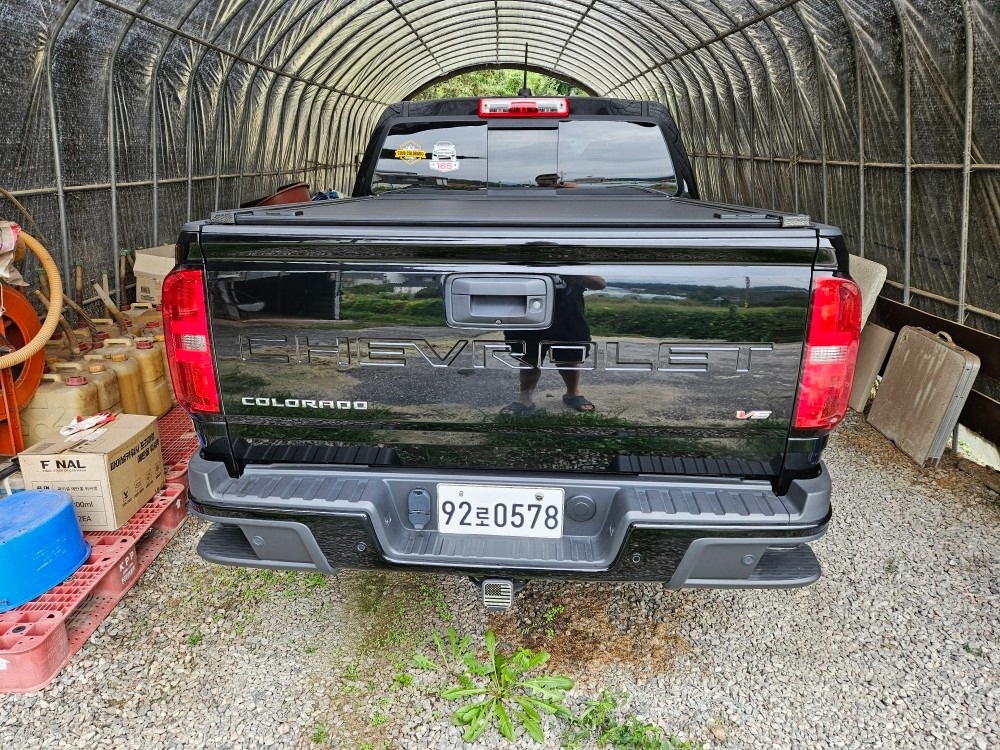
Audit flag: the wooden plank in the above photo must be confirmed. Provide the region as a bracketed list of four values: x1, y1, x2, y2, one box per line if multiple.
[873, 296, 1000, 380]
[958, 391, 1000, 445]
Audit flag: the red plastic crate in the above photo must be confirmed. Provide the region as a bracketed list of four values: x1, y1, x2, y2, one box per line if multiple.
[159, 406, 198, 469]
[0, 483, 188, 693]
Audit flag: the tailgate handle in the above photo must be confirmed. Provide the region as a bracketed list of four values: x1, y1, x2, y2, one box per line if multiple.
[445, 274, 554, 329]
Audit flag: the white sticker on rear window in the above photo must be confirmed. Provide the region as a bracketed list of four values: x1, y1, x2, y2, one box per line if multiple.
[429, 141, 459, 172]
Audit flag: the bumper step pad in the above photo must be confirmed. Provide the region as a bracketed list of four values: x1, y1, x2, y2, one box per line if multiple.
[748, 545, 821, 584]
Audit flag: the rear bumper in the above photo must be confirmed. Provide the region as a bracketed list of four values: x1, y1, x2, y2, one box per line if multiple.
[187, 454, 832, 588]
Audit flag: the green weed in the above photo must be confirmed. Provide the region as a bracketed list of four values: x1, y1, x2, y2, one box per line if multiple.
[543, 605, 565, 623]
[963, 643, 985, 658]
[565, 690, 703, 750]
[421, 582, 453, 622]
[310, 724, 329, 745]
[344, 571, 437, 663]
[412, 628, 573, 743]
[302, 572, 327, 589]
[186, 629, 204, 647]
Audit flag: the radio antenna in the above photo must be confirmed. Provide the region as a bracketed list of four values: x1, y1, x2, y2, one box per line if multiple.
[517, 43, 532, 96]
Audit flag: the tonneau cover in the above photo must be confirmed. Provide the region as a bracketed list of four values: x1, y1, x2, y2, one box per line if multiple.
[222, 193, 798, 229]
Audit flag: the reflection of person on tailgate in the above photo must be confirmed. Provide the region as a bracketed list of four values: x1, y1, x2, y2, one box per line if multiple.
[502, 274, 606, 415]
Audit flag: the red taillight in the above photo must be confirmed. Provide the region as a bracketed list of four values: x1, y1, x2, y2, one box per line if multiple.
[478, 97, 570, 117]
[162, 267, 220, 414]
[793, 276, 862, 430]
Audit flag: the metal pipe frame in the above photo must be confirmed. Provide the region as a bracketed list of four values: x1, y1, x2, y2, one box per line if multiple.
[882, 280, 1000, 324]
[4, 169, 336, 199]
[890, 0, 913, 305]
[625, 3, 728, 199]
[685, 3, 766, 206]
[43, 0, 85, 289]
[23, 0, 993, 339]
[611, 0, 735, 200]
[957, 0, 974, 324]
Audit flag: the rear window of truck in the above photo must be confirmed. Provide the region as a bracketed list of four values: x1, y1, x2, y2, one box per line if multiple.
[372, 120, 677, 193]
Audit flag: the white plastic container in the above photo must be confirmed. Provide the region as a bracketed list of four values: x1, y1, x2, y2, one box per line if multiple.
[44, 334, 69, 361]
[90, 318, 122, 340]
[53, 361, 121, 414]
[20, 373, 100, 447]
[73, 324, 94, 348]
[125, 302, 162, 331]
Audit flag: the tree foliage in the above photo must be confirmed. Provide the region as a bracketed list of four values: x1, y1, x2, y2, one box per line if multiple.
[411, 69, 587, 100]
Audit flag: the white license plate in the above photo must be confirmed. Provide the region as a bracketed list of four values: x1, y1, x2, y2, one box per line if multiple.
[436, 484, 564, 538]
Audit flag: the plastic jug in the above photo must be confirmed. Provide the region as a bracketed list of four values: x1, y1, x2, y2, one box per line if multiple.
[152, 334, 176, 405]
[125, 302, 162, 331]
[91, 318, 125, 339]
[101, 352, 148, 416]
[103, 338, 169, 416]
[44, 332, 69, 360]
[45, 337, 91, 362]
[53, 361, 121, 414]
[133, 338, 171, 417]
[19, 373, 100, 447]
[73, 323, 93, 348]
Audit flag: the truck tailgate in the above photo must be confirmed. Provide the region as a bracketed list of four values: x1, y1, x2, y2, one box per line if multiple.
[200, 228, 816, 479]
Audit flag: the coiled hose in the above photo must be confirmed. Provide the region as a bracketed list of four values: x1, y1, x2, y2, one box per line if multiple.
[0, 231, 63, 369]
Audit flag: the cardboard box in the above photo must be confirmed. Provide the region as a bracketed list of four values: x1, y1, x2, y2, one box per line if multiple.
[18, 415, 164, 531]
[133, 244, 176, 304]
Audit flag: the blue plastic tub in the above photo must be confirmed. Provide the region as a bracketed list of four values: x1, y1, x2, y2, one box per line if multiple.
[0, 490, 90, 613]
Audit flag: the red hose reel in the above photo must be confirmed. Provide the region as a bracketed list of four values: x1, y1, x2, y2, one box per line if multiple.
[0, 284, 46, 454]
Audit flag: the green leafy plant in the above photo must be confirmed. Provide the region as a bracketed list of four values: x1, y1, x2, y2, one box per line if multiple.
[566, 691, 703, 750]
[186, 628, 204, 647]
[310, 724, 329, 744]
[302, 572, 327, 589]
[413, 629, 573, 743]
[344, 662, 362, 681]
[543, 605, 565, 623]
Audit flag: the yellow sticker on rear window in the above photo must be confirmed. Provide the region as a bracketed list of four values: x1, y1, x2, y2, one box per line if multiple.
[394, 140, 426, 162]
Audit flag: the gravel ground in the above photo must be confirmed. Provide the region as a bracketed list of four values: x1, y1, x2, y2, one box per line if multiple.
[2, 413, 998, 749]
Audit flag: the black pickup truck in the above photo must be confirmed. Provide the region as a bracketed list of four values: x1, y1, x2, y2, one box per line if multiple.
[164, 96, 861, 607]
